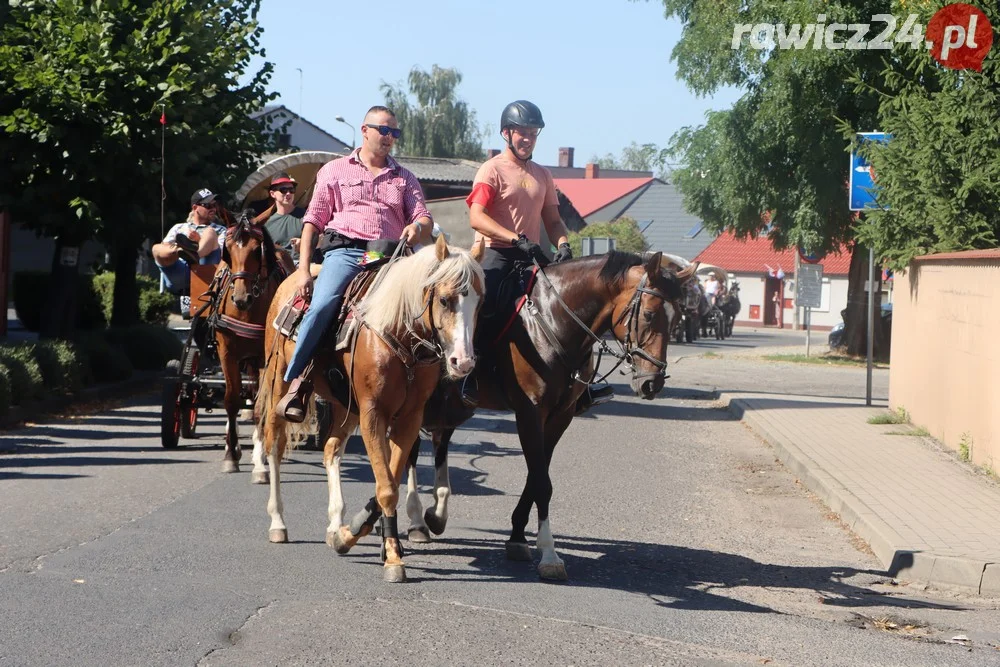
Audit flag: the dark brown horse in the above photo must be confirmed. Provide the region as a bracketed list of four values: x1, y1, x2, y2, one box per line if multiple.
[255, 236, 486, 583]
[391, 251, 697, 580]
[210, 208, 293, 474]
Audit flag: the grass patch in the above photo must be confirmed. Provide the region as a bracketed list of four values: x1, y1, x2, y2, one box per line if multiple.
[761, 353, 885, 368]
[701, 351, 721, 359]
[958, 432, 972, 462]
[886, 426, 930, 436]
[867, 407, 908, 425]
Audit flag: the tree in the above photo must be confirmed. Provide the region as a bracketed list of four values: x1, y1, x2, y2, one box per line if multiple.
[659, 0, 890, 355]
[591, 142, 672, 178]
[568, 217, 650, 257]
[380, 65, 486, 160]
[0, 0, 276, 333]
[847, 3, 1000, 271]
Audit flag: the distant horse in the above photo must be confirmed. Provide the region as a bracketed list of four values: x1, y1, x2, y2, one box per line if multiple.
[255, 235, 485, 582]
[209, 208, 293, 474]
[716, 280, 742, 337]
[395, 251, 698, 580]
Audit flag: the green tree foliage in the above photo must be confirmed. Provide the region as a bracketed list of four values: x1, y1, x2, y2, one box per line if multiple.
[381, 65, 486, 160]
[591, 142, 672, 178]
[657, 0, 889, 354]
[0, 0, 276, 329]
[568, 217, 650, 257]
[846, 3, 1000, 270]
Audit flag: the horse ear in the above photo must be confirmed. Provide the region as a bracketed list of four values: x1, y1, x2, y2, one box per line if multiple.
[470, 237, 486, 263]
[677, 261, 699, 281]
[435, 233, 449, 261]
[643, 251, 662, 278]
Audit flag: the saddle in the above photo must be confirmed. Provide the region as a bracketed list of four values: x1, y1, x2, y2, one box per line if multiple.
[271, 257, 389, 351]
[478, 262, 540, 346]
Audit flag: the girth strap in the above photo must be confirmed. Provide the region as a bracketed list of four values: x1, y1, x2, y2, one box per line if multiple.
[216, 313, 266, 340]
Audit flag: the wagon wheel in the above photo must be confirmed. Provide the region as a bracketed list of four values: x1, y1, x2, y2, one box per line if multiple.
[180, 390, 198, 439]
[161, 359, 182, 449]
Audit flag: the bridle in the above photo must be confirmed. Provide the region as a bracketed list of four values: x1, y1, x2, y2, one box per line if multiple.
[530, 262, 672, 386]
[222, 216, 268, 307]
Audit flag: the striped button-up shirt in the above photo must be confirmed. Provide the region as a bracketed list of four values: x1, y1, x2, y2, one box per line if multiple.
[302, 150, 431, 241]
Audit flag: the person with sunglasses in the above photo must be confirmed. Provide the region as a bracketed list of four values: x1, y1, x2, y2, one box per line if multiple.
[152, 187, 226, 294]
[262, 172, 306, 262]
[276, 105, 433, 422]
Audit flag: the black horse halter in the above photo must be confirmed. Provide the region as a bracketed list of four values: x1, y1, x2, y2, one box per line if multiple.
[222, 216, 267, 306]
[531, 264, 671, 385]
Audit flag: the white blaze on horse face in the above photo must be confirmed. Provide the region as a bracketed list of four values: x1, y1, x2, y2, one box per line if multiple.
[447, 290, 480, 377]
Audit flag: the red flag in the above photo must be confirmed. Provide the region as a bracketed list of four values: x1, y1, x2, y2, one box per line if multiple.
[160, 111, 166, 125]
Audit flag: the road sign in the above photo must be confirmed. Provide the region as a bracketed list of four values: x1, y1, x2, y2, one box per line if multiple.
[849, 132, 890, 211]
[796, 264, 823, 308]
[798, 247, 825, 264]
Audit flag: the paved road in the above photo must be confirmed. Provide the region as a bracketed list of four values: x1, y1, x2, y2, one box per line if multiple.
[2, 330, 1000, 666]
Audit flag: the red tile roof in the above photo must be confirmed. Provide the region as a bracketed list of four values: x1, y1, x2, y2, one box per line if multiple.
[552, 177, 653, 218]
[693, 230, 853, 276]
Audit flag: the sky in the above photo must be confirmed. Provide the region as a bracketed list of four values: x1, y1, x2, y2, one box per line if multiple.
[250, 0, 742, 166]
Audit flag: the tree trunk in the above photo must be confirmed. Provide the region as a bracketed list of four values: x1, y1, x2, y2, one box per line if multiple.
[842, 242, 887, 359]
[111, 233, 140, 328]
[39, 237, 81, 340]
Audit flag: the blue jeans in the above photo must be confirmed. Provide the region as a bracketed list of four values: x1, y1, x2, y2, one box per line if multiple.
[284, 246, 366, 381]
[157, 248, 222, 294]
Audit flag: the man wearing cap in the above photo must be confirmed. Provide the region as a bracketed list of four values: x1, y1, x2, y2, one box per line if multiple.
[152, 187, 227, 294]
[275, 105, 433, 422]
[262, 172, 305, 263]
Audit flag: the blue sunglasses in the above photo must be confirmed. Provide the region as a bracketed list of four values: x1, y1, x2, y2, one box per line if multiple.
[365, 124, 402, 139]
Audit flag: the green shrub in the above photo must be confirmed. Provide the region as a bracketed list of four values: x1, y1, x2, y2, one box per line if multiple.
[30, 340, 85, 394]
[568, 217, 650, 257]
[0, 364, 11, 416]
[0, 345, 45, 403]
[104, 324, 182, 371]
[93, 272, 174, 326]
[73, 332, 134, 384]
[11, 271, 106, 331]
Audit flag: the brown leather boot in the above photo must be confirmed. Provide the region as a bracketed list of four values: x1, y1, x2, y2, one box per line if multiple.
[276, 377, 313, 423]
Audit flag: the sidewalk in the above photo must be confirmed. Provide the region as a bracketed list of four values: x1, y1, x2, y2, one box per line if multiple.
[719, 389, 1000, 597]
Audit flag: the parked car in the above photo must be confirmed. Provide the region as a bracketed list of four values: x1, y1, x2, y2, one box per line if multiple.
[828, 302, 892, 348]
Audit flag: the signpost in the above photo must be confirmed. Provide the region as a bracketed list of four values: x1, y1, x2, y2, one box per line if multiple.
[796, 264, 823, 357]
[850, 132, 890, 406]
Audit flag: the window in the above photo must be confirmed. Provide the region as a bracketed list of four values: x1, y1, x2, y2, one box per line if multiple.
[277, 133, 291, 149]
[685, 223, 703, 239]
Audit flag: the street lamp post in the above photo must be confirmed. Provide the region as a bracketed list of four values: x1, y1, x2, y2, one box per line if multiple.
[335, 115, 355, 150]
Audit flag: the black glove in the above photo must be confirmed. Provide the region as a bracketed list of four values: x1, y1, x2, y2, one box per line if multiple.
[513, 234, 548, 265]
[553, 243, 572, 263]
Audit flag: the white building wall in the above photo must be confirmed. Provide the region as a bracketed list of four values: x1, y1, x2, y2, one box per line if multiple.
[728, 271, 849, 329]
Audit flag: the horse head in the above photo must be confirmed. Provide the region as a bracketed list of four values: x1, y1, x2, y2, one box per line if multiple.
[221, 209, 276, 311]
[426, 236, 486, 378]
[607, 252, 696, 400]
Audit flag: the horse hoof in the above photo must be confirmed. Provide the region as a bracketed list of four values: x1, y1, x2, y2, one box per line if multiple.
[423, 510, 447, 536]
[407, 526, 431, 543]
[505, 541, 532, 562]
[221, 460, 239, 474]
[538, 560, 568, 581]
[250, 470, 269, 485]
[268, 528, 288, 543]
[329, 529, 352, 555]
[383, 564, 407, 583]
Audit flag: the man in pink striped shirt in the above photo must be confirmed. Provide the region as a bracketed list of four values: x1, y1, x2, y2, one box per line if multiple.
[277, 105, 433, 422]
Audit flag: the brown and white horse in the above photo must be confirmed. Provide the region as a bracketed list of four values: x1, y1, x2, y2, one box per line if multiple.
[255, 235, 485, 582]
[401, 251, 697, 580]
[211, 209, 293, 474]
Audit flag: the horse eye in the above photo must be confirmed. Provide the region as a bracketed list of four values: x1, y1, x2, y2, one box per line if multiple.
[438, 296, 450, 308]
[643, 310, 654, 323]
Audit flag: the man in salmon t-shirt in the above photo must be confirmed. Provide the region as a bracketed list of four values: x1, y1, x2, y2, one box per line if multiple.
[465, 100, 572, 334]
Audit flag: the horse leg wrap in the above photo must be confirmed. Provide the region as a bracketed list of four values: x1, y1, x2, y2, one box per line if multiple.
[348, 498, 382, 537]
[379, 515, 404, 561]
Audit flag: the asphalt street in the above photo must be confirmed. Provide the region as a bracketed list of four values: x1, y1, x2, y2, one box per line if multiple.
[2, 328, 999, 666]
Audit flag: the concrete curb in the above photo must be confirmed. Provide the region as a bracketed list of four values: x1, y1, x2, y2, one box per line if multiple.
[0, 370, 162, 439]
[720, 392, 998, 596]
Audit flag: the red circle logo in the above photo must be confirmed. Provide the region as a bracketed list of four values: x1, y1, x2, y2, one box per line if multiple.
[926, 3, 993, 71]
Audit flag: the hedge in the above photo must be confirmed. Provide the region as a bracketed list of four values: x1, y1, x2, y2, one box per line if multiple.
[0, 346, 45, 404]
[72, 333, 134, 384]
[0, 365, 10, 416]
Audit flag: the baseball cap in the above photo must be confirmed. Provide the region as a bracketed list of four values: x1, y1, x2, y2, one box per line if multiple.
[269, 172, 297, 189]
[190, 188, 217, 207]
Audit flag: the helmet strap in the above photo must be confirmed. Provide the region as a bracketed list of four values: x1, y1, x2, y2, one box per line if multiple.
[503, 127, 533, 163]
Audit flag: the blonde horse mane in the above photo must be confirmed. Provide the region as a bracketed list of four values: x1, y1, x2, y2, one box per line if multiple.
[357, 244, 484, 335]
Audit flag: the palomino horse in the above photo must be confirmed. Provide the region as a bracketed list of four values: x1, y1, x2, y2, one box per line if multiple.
[255, 235, 485, 582]
[208, 209, 293, 474]
[396, 251, 697, 580]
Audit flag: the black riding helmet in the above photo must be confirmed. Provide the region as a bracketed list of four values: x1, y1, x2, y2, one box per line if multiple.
[500, 100, 544, 161]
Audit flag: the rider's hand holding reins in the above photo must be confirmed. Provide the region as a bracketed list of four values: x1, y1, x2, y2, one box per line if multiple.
[400, 222, 423, 247]
[514, 234, 548, 266]
[553, 243, 573, 263]
[291, 266, 313, 302]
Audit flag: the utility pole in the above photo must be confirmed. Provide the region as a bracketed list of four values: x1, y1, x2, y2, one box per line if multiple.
[296, 68, 303, 117]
